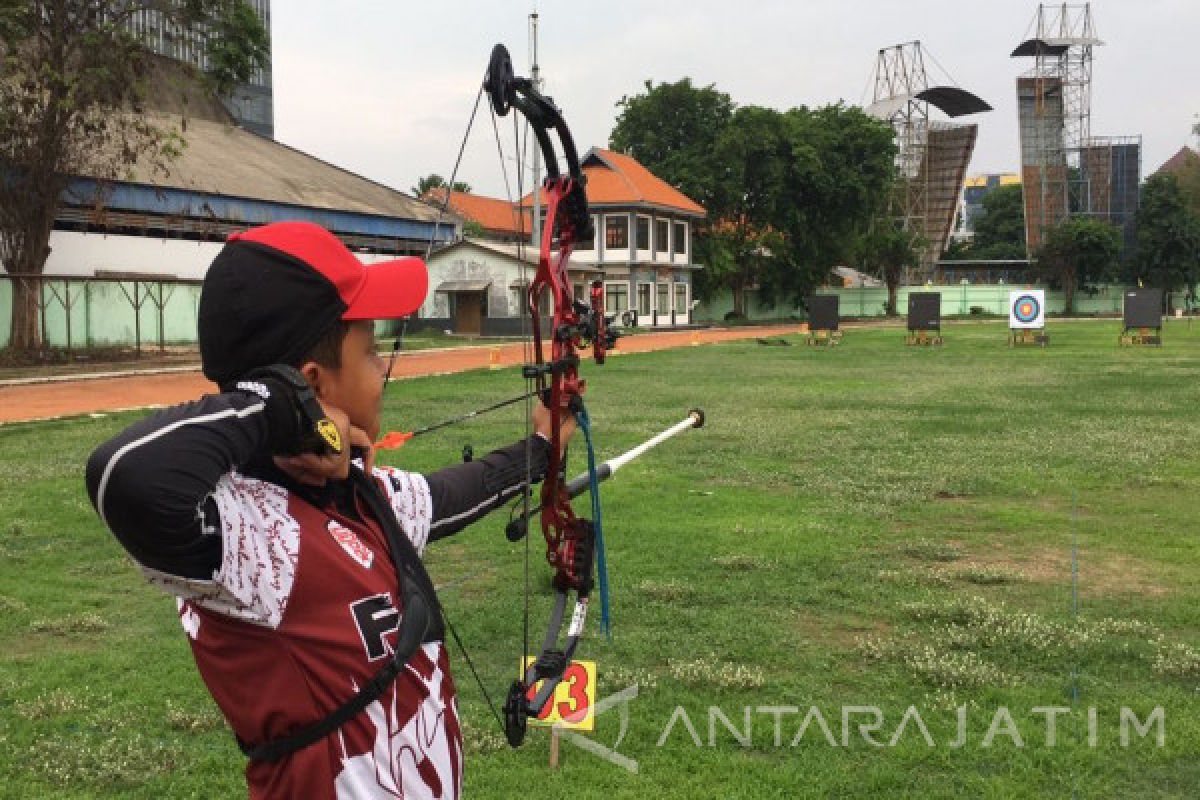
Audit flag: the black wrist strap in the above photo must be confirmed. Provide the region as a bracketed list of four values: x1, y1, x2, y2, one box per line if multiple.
[236, 467, 443, 763]
[236, 365, 343, 456]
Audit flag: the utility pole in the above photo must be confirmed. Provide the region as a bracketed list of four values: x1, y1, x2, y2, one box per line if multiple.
[530, 10, 542, 252]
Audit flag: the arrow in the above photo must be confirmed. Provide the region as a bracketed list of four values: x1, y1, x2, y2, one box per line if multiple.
[375, 390, 539, 450]
[505, 408, 705, 541]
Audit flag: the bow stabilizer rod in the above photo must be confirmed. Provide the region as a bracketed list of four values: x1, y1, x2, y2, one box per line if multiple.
[506, 408, 706, 542]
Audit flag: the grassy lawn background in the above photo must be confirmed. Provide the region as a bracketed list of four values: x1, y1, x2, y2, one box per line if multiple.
[1, 319, 1198, 798]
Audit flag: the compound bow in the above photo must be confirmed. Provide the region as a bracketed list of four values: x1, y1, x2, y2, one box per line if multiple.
[480, 43, 619, 747]
[386, 43, 704, 751]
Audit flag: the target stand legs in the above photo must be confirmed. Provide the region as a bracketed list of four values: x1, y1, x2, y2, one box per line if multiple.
[806, 329, 842, 347]
[1119, 327, 1162, 346]
[1008, 329, 1049, 347]
[906, 330, 943, 347]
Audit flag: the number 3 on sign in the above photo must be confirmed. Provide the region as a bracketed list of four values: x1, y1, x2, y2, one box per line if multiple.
[522, 658, 596, 732]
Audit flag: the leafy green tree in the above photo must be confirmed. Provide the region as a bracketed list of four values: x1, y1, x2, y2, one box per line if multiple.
[701, 106, 790, 315]
[969, 183, 1027, 260]
[609, 78, 735, 214]
[0, 1, 268, 352]
[855, 220, 922, 316]
[943, 237, 972, 260]
[413, 174, 472, 199]
[772, 105, 896, 301]
[1129, 173, 1200, 307]
[1036, 217, 1122, 314]
[609, 83, 894, 313]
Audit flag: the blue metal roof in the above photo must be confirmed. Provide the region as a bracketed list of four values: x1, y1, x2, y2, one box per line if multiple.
[64, 178, 456, 243]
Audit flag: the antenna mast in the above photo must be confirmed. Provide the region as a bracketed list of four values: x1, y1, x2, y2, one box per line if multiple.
[530, 10, 542, 251]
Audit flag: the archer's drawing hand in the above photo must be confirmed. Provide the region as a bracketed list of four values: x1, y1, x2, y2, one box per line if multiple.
[274, 404, 374, 485]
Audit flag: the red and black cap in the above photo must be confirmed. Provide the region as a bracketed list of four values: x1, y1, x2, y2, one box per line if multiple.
[198, 221, 428, 386]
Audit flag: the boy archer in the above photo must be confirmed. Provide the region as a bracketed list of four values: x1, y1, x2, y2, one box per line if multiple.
[85, 221, 576, 799]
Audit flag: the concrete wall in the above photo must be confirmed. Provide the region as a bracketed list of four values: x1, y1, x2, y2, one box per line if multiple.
[44, 231, 224, 280]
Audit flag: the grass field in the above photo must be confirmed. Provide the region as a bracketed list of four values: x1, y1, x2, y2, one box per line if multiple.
[2, 319, 1199, 798]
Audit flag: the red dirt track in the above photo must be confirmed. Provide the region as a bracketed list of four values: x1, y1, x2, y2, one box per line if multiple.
[0, 325, 803, 424]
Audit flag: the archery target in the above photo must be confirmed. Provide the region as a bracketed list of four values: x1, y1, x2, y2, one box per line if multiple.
[1009, 290, 1045, 330]
[907, 293, 941, 331]
[807, 295, 839, 331]
[1123, 289, 1163, 329]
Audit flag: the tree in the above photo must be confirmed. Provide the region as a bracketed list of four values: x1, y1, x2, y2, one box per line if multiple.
[609, 83, 894, 313]
[943, 237, 972, 260]
[855, 220, 922, 316]
[413, 174, 471, 199]
[697, 104, 895, 313]
[771, 104, 896, 304]
[609, 78, 734, 214]
[1130, 173, 1200, 308]
[969, 183, 1027, 260]
[1035, 217, 1122, 314]
[0, 1, 268, 352]
[701, 105, 791, 315]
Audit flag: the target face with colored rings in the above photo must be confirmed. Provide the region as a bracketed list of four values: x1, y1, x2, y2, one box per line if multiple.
[1008, 289, 1045, 330]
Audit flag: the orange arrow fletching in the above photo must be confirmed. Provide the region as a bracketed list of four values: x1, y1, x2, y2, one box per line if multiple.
[374, 431, 415, 450]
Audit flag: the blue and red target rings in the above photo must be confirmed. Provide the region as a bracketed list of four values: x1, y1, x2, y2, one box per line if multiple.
[1013, 294, 1041, 324]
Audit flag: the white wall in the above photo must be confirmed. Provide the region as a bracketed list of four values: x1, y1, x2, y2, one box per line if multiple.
[44, 231, 427, 282]
[44, 230, 224, 279]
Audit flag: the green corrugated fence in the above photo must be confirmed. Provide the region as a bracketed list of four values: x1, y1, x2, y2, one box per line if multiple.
[0, 275, 203, 351]
[695, 284, 1192, 323]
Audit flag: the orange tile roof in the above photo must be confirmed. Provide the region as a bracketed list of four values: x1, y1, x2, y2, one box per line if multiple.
[1155, 146, 1200, 176]
[520, 147, 706, 216]
[424, 188, 530, 236]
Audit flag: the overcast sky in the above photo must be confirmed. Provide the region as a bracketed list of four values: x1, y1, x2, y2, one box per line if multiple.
[271, 0, 1199, 202]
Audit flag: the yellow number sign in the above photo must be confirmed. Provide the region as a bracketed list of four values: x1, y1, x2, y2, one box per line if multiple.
[521, 658, 597, 731]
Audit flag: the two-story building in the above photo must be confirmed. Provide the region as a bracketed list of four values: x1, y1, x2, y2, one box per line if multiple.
[527, 148, 706, 327]
[424, 147, 705, 333]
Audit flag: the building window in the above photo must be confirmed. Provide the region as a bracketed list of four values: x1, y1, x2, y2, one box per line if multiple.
[673, 221, 687, 255]
[575, 215, 596, 250]
[657, 283, 670, 314]
[573, 283, 586, 303]
[605, 282, 629, 313]
[605, 215, 629, 249]
[654, 219, 669, 255]
[674, 282, 689, 315]
[636, 216, 650, 250]
[637, 283, 652, 315]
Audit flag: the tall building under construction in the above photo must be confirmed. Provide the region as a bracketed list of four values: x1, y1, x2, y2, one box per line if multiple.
[1012, 3, 1140, 256]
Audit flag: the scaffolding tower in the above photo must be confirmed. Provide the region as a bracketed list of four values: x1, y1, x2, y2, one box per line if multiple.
[1012, 3, 1138, 257]
[867, 42, 991, 275]
[1080, 135, 1142, 254]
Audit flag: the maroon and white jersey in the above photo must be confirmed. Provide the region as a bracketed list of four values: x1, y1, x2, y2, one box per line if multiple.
[150, 467, 457, 799]
[85, 391, 551, 800]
